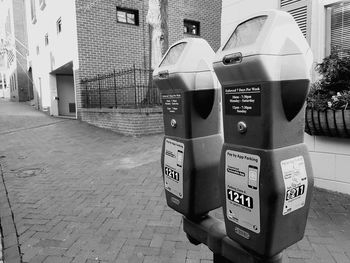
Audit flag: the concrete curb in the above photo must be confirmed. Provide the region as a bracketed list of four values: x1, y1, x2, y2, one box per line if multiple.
[0, 163, 22, 263]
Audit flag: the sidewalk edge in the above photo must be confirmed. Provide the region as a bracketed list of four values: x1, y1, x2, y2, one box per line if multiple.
[0, 162, 22, 263]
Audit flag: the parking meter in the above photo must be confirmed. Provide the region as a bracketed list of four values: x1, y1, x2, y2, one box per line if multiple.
[213, 10, 314, 256]
[153, 38, 223, 220]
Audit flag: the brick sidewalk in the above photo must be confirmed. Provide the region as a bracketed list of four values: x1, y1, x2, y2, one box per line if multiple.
[0, 99, 349, 263]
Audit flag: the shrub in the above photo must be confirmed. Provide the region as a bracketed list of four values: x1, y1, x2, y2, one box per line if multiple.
[307, 47, 350, 110]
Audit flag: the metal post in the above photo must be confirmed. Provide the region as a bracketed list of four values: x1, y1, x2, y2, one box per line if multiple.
[113, 69, 117, 108]
[133, 64, 137, 107]
[148, 68, 153, 106]
[85, 83, 88, 108]
[98, 75, 101, 109]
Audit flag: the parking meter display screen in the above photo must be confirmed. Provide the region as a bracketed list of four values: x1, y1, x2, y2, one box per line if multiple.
[223, 16, 267, 50]
[160, 42, 187, 67]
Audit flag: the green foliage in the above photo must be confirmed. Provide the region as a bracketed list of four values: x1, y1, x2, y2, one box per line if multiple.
[307, 47, 350, 110]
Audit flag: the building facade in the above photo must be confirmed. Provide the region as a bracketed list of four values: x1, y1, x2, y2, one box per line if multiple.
[25, 0, 79, 115]
[221, 0, 350, 194]
[26, 0, 222, 128]
[0, 0, 32, 102]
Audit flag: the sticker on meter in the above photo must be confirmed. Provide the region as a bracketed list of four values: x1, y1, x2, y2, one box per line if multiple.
[163, 138, 184, 199]
[225, 150, 260, 234]
[281, 156, 308, 215]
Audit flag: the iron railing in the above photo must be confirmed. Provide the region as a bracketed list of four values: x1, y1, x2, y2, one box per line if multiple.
[80, 65, 161, 109]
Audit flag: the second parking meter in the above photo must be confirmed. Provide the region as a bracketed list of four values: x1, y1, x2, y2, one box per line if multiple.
[213, 10, 314, 257]
[153, 38, 223, 220]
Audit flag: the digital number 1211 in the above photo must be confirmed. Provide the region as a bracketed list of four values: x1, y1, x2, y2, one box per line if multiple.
[227, 189, 253, 209]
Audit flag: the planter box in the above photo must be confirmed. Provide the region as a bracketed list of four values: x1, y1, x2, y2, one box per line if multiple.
[305, 107, 350, 138]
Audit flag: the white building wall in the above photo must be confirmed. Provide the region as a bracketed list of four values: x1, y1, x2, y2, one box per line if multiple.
[0, 13, 9, 98]
[25, 0, 79, 115]
[221, 0, 350, 194]
[0, 0, 17, 100]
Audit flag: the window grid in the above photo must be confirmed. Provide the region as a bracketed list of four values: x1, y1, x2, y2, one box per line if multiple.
[184, 20, 200, 36]
[326, 2, 350, 56]
[116, 7, 139, 26]
[279, 0, 310, 42]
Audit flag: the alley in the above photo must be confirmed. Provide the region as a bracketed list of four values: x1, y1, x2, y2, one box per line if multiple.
[0, 99, 350, 263]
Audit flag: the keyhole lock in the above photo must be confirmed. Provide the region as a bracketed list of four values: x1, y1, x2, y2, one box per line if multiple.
[171, 119, 177, 128]
[237, 121, 247, 134]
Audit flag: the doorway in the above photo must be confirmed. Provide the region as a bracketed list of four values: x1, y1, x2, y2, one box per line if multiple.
[28, 67, 34, 100]
[57, 74, 75, 116]
[51, 61, 75, 117]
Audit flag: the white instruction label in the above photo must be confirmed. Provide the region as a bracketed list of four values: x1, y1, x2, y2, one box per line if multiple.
[225, 150, 260, 234]
[163, 139, 184, 199]
[281, 156, 308, 215]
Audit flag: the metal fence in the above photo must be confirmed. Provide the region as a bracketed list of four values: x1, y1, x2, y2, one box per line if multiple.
[80, 66, 161, 109]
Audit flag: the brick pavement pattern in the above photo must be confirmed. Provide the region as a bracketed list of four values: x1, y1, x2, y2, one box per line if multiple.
[0, 99, 350, 263]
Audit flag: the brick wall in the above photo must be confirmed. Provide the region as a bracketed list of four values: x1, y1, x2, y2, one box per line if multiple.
[74, 0, 221, 133]
[168, 0, 222, 52]
[80, 107, 164, 136]
[74, 69, 82, 112]
[75, 0, 149, 110]
[74, 0, 222, 108]
[75, 0, 149, 77]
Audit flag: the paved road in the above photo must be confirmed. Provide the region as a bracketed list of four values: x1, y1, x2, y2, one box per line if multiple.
[0, 99, 349, 263]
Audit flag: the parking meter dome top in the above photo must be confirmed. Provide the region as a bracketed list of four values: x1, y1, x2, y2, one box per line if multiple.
[153, 38, 215, 77]
[214, 9, 313, 82]
[218, 9, 310, 57]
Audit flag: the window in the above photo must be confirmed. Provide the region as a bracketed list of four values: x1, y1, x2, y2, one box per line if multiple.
[36, 46, 40, 55]
[280, 0, 310, 41]
[184, 20, 200, 36]
[30, 0, 37, 24]
[57, 17, 62, 34]
[39, 0, 46, 10]
[326, 2, 350, 56]
[44, 33, 49, 46]
[116, 7, 139, 25]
